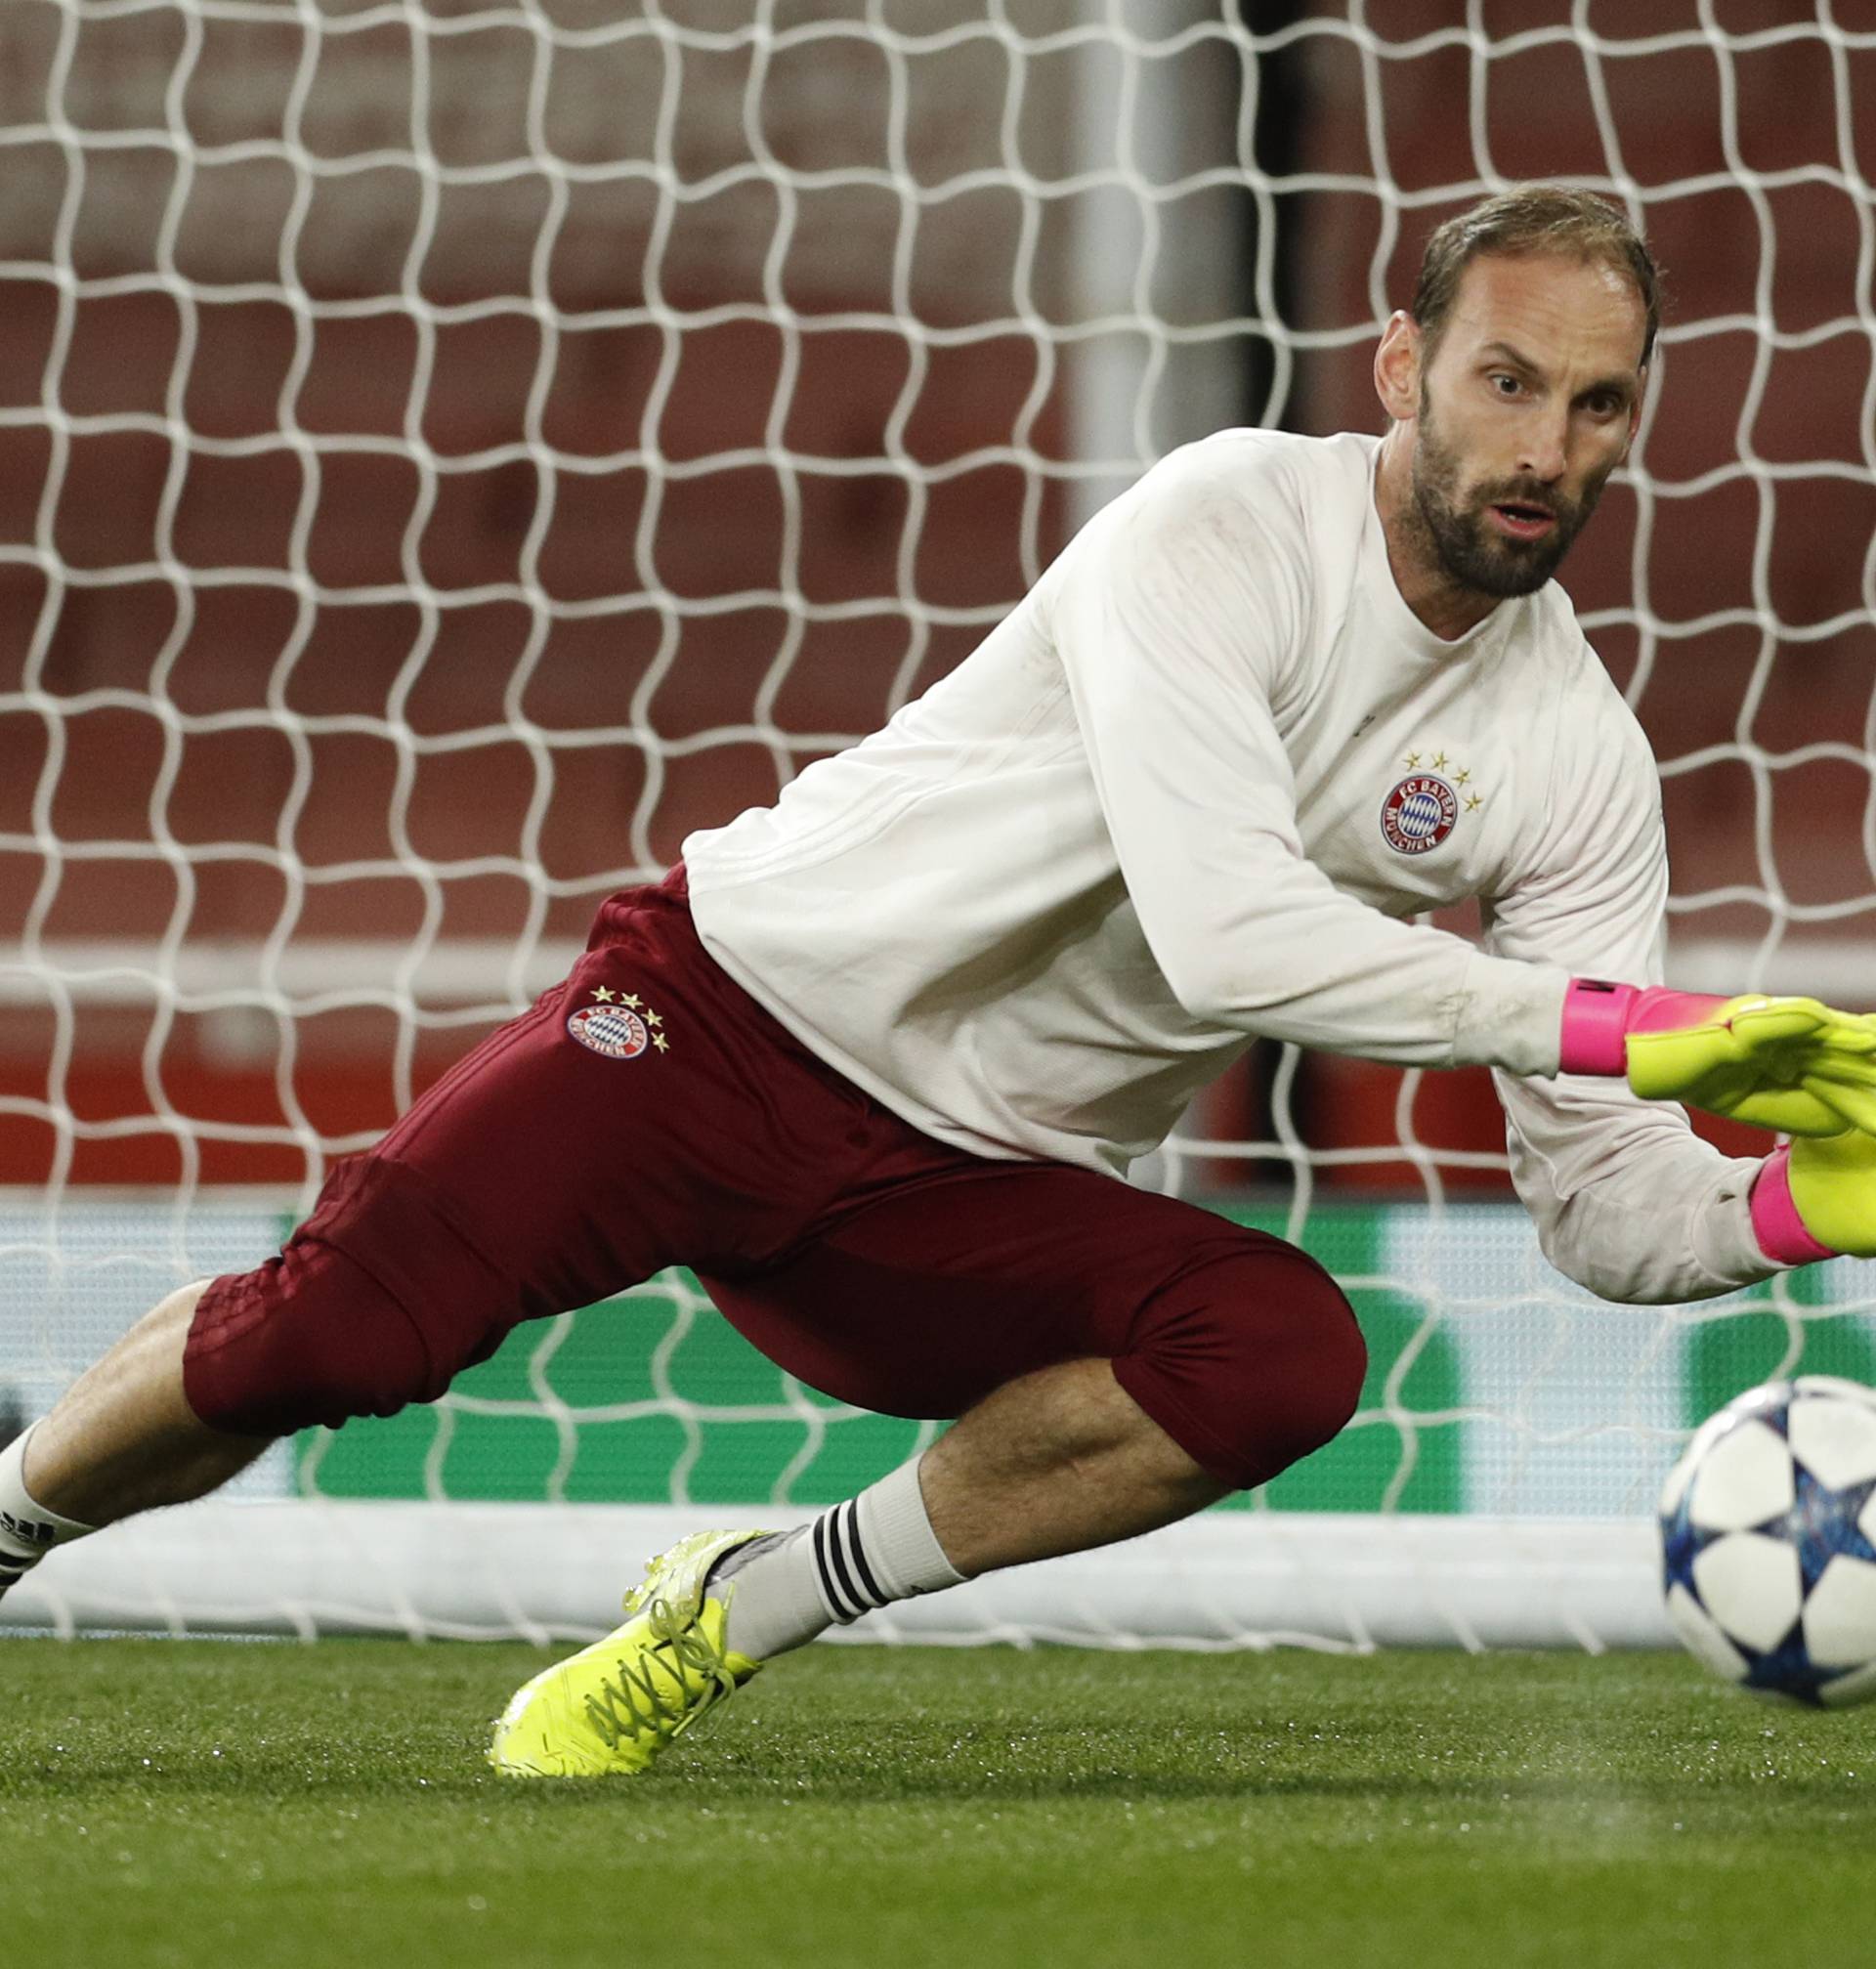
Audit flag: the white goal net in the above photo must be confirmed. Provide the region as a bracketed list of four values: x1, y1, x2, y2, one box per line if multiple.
[3, 0, 1875, 1646]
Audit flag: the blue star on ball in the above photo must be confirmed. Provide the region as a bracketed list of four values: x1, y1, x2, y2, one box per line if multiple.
[1758, 1462, 1876, 1594]
[1740, 1447, 1876, 1700]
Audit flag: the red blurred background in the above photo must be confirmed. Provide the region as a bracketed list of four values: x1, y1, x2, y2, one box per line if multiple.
[0, 0, 1866, 1190]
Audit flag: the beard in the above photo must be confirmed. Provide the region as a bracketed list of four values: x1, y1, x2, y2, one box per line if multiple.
[1408, 389, 1611, 599]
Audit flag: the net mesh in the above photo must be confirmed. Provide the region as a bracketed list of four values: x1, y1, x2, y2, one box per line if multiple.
[4, 0, 1876, 1637]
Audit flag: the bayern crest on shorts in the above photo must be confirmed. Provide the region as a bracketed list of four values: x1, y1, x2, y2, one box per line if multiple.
[1380, 773, 1460, 856]
[567, 1002, 650, 1059]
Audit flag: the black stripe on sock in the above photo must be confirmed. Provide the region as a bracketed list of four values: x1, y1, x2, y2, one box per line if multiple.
[817, 1508, 867, 1620]
[839, 1501, 887, 1609]
[830, 1504, 876, 1611]
[812, 1513, 860, 1621]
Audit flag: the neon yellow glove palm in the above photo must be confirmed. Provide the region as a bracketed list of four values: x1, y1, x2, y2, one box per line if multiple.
[1626, 996, 1876, 1137]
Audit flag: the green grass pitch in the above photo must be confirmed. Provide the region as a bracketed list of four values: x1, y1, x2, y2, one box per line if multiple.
[3, 1639, 1874, 1968]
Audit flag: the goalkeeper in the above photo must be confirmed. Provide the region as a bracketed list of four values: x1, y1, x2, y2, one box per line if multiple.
[6, 186, 1876, 1774]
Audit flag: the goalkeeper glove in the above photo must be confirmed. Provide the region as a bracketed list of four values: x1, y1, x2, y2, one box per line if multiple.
[1559, 979, 1876, 1137]
[1752, 1132, 1876, 1263]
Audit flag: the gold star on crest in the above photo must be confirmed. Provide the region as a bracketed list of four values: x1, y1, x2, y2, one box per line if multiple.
[1454, 767, 1471, 785]
[645, 1009, 662, 1028]
[652, 1031, 669, 1052]
[1431, 750, 1449, 769]
[589, 986, 616, 1003]
[1403, 751, 1421, 768]
[1465, 792, 1483, 812]
[619, 993, 643, 1009]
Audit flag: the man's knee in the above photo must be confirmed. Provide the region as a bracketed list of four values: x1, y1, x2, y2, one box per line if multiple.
[1117, 1234, 1367, 1492]
[1255, 1252, 1367, 1469]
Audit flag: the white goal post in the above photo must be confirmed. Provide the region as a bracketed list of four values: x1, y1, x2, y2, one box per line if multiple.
[3, 1, 1876, 1648]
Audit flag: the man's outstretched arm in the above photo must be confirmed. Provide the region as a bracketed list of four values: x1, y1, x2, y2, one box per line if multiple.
[1051, 449, 1875, 1136]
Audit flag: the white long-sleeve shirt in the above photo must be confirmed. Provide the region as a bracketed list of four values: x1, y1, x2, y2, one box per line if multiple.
[684, 428, 1773, 1305]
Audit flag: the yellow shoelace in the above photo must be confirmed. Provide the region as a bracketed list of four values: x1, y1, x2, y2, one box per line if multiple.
[580, 1598, 740, 1751]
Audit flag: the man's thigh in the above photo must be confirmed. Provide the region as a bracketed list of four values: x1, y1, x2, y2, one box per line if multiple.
[188, 881, 867, 1428]
[698, 1160, 1301, 1421]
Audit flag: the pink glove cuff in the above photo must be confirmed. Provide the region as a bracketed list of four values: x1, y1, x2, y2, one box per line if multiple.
[1557, 979, 1639, 1075]
[1557, 979, 1730, 1077]
[1751, 1145, 1837, 1266]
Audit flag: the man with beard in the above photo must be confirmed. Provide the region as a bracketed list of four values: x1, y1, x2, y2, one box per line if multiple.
[9, 186, 1876, 1776]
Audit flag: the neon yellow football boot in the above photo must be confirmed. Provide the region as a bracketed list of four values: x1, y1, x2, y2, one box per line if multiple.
[487, 1527, 769, 1777]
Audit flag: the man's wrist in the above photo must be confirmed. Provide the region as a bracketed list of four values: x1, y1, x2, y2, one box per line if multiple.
[1557, 978, 1639, 1075]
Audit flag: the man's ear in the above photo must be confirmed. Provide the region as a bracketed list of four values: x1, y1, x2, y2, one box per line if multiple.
[1374, 310, 1423, 424]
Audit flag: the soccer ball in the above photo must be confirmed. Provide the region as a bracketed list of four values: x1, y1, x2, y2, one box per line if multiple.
[1659, 1375, 1876, 1706]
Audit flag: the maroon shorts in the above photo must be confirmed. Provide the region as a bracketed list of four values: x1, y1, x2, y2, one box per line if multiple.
[185, 873, 1361, 1487]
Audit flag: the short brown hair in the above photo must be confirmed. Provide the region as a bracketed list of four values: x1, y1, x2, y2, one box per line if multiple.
[1411, 185, 1661, 366]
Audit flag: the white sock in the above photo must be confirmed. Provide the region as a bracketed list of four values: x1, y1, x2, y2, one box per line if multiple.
[718, 1455, 966, 1661]
[0, 1417, 96, 1599]
[0, 1423, 97, 1599]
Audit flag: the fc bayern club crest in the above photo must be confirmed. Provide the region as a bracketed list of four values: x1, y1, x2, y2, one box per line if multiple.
[1380, 773, 1460, 856]
[567, 1002, 650, 1060]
